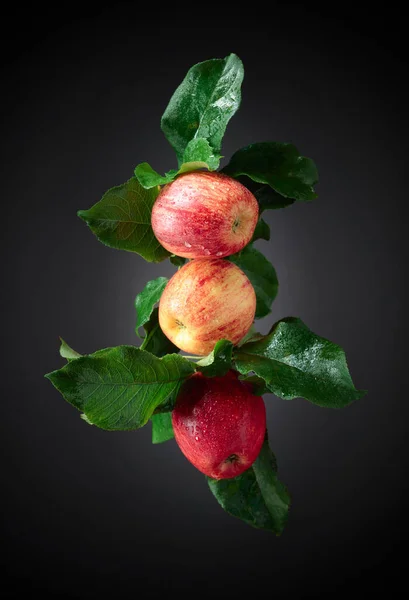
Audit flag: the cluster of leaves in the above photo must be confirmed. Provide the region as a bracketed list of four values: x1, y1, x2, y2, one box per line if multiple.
[46, 54, 365, 535]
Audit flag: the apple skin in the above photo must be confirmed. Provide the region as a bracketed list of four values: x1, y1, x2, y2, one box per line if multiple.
[172, 371, 266, 480]
[159, 257, 256, 355]
[151, 171, 259, 259]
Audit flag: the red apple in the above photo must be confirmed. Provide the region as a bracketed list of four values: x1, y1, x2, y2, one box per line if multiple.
[151, 171, 259, 259]
[159, 257, 256, 355]
[172, 371, 266, 479]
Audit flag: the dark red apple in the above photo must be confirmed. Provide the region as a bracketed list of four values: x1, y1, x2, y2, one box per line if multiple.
[151, 171, 259, 259]
[172, 371, 266, 479]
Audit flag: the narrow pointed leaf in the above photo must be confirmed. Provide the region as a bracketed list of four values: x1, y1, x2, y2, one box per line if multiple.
[59, 338, 82, 361]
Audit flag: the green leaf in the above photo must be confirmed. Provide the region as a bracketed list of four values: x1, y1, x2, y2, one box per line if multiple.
[45, 346, 194, 430]
[151, 412, 174, 444]
[134, 163, 177, 189]
[225, 176, 295, 212]
[237, 325, 264, 347]
[228, 245, 278, 319]
[177, 161, 211, 174]
[135, 277, 168, 338]
[77, 177, 170, 262]
[208, 437, 290, 535]
[140, 307, 180, 358]
[169, 255, 187, 268]
[237, 375, 269, 396]
[255, 185, 296, 212]
[223, 142, 318, 202]
[250, 217, 270, 243]
[180, 138, 221, 171]
[234, 317, 366, 408]
[59, 337, 82, 361]
[135, 139, 220, 190]
[161, 53, 244, 165]
[196, 339, 234, 377]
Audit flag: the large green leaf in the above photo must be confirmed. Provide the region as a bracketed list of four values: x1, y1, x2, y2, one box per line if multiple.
[228, 245, 278, 319]
[234, 318, 366, 408]
[77, 177, 169, 262]
[161, 53, 244, 165]
[196, 339, 234, 377]
[140, 308, 180, 358]
[135, 277, 168, 338]
[45, 346, 194, 430]
[151, 412, 174, 444]
[223, 142, 318, 202]
[208, 437, 290, 535]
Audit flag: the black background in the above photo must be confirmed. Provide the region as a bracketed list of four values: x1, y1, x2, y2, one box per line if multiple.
[2, 4, 408, 598]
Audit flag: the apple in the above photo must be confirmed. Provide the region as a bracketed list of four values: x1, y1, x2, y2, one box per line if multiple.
[151, 171, 259, 259]
[172, 371, 266, 479]
[159, 257, 256, 355]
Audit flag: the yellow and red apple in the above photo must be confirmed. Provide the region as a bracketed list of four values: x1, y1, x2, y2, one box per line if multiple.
[158, 257, 256, 355]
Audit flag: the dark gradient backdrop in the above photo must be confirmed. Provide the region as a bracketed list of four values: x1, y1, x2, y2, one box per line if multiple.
[2, 5, 408, 599]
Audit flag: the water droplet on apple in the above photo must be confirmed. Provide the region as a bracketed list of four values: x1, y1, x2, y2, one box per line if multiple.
[184, 241, 192, 248]
[216, 251, 223, 256]
[195, 435, 200, 441]
[203, 249, 211, 256]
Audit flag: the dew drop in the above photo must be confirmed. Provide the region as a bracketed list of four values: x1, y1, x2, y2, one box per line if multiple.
[195, 435, 200, 441]
[204, 249, 211, 256]
[216, 251, 223, 256]
[184, 241, 192, 248]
